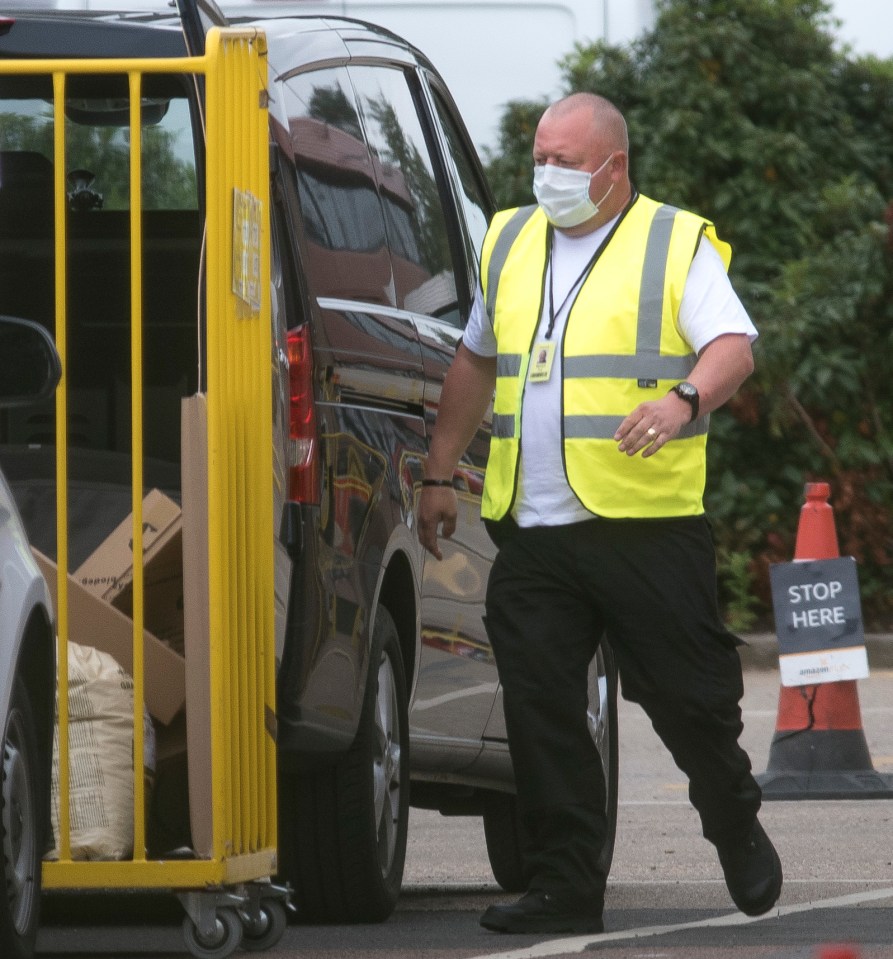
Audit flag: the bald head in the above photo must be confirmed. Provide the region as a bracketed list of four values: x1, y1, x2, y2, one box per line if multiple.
[544, 93, 629, 155]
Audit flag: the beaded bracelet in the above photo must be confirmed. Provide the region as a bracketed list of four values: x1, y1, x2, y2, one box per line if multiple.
[421, 478, 454, 488]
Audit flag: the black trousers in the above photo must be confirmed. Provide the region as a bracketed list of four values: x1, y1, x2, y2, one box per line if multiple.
[484, 515, 762, 904]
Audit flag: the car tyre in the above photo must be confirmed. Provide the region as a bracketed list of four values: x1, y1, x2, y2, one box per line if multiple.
[483, 641, 619, 893]
[280, 605, 409, 923]
[0, 676, 44, 959]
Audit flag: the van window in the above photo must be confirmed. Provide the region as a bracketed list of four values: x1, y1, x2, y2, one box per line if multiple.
[429, 86, 490, 291]
[0, 80, 197, 212]
[347, 65, 460, 325]
[0, 75, 201, 464]
[282, 66, 394, 306]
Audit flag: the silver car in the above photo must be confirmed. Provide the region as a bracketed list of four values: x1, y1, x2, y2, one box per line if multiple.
[0, 315, 60, 959]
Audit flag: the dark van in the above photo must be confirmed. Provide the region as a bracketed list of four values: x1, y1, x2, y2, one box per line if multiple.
[0, 2, 617, 925]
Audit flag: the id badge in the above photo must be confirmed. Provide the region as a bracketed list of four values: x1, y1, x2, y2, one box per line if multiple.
[529, 341, 556, 383]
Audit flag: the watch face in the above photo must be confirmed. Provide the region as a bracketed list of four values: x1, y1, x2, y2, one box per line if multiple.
[676, 382, 697, 399]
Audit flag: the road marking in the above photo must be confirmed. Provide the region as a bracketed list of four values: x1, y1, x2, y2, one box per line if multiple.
[607, 878, 893, 886]
[619, 797, 893, 806]
[618, 800, 689, 805]
[464, 886, 893, 959]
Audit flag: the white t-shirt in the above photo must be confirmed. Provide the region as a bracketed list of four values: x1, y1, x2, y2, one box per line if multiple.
[463, 214, 758, 527]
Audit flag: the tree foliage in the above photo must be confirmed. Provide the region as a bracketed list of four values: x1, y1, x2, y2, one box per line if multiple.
[485, 0, 893, 627]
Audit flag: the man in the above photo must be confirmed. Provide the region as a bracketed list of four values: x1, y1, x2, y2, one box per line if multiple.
[417, 92, 782, 934]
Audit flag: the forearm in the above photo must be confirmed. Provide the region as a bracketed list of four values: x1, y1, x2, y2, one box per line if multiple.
[424, 343, 497, 479]
[686, 333, 755, 417]
[418, 344, 496, 559]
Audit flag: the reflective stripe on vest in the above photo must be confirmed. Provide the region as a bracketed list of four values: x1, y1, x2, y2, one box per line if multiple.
[485, 205, 538, 326]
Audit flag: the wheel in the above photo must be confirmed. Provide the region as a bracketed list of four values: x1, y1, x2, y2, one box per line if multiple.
[279, 605, 409, 923]
[182, 906, 242, 959]
[482, 639, 619, 892]
[0, 677, 44, 959]
[240, 898, 287, 951]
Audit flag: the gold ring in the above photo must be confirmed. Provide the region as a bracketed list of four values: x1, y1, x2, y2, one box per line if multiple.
[647, 427, 657, 437]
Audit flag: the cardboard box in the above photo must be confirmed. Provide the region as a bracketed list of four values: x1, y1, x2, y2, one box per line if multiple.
[115, 554, 184, 654]
[181, 393, 213, 857]
[74, 490, 184, 655]
[34, 549, 186, 725]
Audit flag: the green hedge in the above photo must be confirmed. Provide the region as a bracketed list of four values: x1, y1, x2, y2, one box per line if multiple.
[483, 0, 893, 630]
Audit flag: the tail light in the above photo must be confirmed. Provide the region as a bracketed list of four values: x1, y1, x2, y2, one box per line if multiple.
[286, 324, 319, 504]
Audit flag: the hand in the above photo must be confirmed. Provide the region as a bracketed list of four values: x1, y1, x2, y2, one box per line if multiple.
[417, 485, 458, 560]
[614, 394, 692, 458]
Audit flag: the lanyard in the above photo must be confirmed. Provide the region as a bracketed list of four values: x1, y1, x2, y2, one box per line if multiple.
[542, 191, 638, 340]
[544, 226, 603, 340]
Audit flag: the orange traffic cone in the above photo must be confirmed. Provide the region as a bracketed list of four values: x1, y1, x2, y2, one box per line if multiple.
[756, 483, 893, 800]
[792, 482, 840, 560]
[815, 947, 861, 959]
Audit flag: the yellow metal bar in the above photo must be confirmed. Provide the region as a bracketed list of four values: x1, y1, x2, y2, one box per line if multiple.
[204, 33, 226, 864]
[222, 43, 237, 855]
[129, 69, 147, 863]
[233, 38, 249, 853]
[43, 849, 277, 889]
[252, 29, 275, 856]
[52, 70, 71, 864]
[248, 32, 273, 849]
[0, 28, 266, 77]
[243, 35, 260, 849]
[0, 56, 203, 76]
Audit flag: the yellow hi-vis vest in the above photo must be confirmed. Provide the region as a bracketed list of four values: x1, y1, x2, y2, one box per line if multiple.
[479, 193, 732, 522]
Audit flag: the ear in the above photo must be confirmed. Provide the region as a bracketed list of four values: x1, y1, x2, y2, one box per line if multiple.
[610, 152, 628, 177]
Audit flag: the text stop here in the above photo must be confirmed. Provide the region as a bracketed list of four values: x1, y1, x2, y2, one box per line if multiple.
[786, 580, 845, 628]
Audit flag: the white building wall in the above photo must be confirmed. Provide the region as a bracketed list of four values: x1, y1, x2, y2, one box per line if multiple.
[25, 0, 893, 152]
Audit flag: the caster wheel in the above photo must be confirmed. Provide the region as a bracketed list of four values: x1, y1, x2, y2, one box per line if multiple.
[241, 898, 287, 951]
[182, 906, 243, 959]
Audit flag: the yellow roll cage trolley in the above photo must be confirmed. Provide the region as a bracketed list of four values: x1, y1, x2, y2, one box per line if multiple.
[0, 14, 288, 959]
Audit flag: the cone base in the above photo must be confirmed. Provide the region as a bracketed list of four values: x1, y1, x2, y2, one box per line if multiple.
[756, 769, 893, 801]
[763, 728, 874, 773]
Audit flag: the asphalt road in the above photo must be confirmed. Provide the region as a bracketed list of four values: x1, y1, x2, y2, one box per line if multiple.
[37, 660, 893, 959]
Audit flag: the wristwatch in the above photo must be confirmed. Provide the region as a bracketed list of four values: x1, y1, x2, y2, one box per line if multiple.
[669, 381, 699, 421]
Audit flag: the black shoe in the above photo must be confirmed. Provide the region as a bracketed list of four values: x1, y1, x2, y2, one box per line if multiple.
[480, 890, 604, 934]
[717, 819, 783, 916]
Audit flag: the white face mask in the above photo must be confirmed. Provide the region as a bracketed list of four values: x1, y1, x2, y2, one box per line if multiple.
[532, 155, 614, 229]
